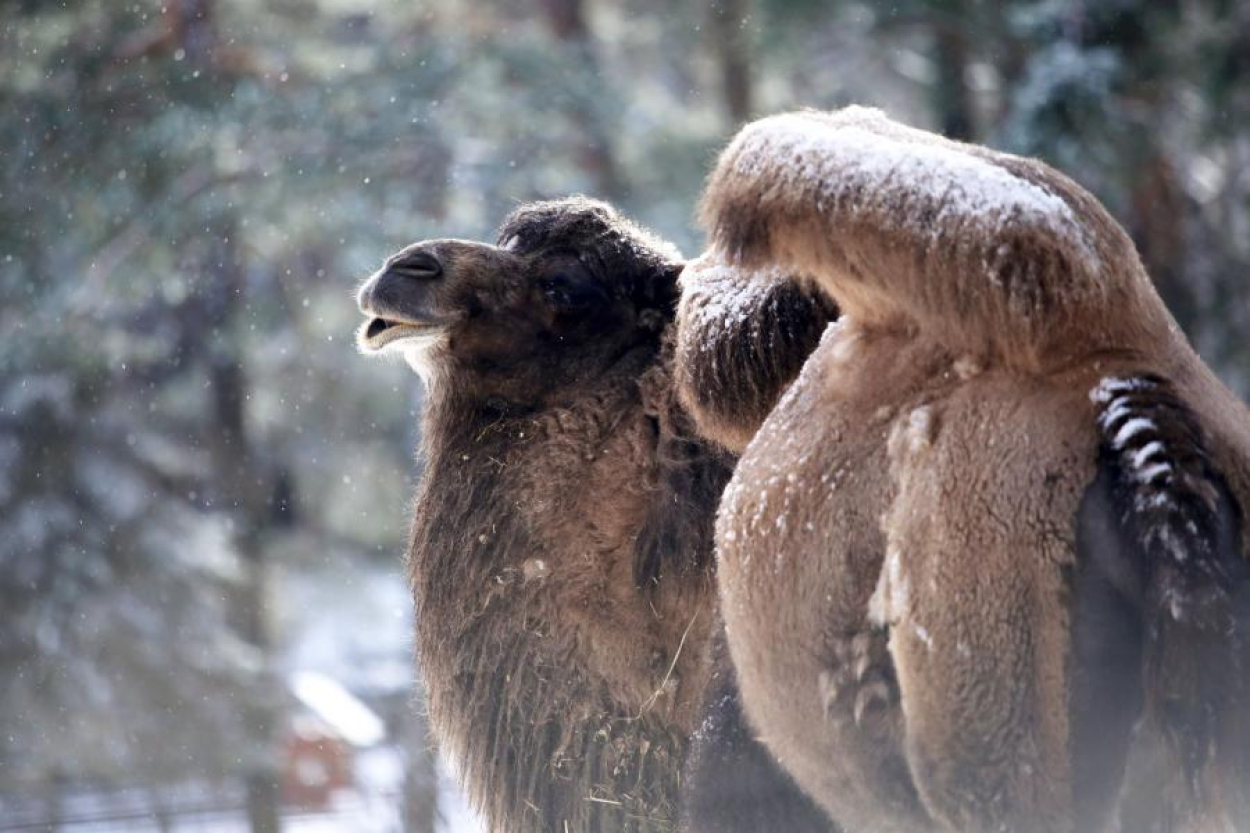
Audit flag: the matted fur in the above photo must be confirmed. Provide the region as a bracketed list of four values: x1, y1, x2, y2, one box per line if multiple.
[359, 198, 823, 832]
[679, 108, 1250, 831]
[674, 263, 838, 453]
[410, 342, 725, 832]
[699, 107, 1173, 372]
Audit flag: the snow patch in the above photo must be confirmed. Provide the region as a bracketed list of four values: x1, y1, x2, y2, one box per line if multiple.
[827, 320, 860, 365]
[1135, 461, 1173, 484]
[521, 558, 550, 581]
[1130, 440, 1166, 470]
[290, 671, 386, 747]
[912, 623, 933, 650]
[906, 406, 935, 453]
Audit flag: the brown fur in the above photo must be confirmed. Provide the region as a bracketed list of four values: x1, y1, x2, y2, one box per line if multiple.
[674, 265, 838, 453]
[358, 198, 734, 832]
[357, 198, 837, 832]
[678, 623, 834, 833]
[679, 108, 1250, 832]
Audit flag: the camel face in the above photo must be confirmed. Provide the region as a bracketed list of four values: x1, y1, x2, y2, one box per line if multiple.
[356, 197, 682, 405]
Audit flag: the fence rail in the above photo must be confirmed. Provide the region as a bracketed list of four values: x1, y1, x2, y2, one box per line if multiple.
[0, 784, 402, 832]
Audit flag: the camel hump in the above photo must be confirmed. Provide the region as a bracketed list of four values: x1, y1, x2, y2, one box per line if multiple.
[1081, 374, 1249, 807]
[699, 108, 1169, 368]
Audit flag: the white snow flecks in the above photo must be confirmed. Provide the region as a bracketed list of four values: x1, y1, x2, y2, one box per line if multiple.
[680, 261, 789, 347]
[1146, 525, 1190, 566]
[953, 355, 983, 380]
[1089, 375, 1156, 405]
[1111, 417, 1157, 449]
[888, 405, 937, 463]
[868, 546, 909, 627]
[521, 558, 550, 581]
[912, 623, 934, 650]
[1129, 440, 1166, 469]
[728, 109, 1099, 268]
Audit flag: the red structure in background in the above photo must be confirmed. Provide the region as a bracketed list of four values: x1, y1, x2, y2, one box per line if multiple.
[280, 719, 354, 811]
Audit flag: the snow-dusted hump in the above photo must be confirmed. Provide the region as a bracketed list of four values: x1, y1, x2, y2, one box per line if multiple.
[679, 262, 790, 348]
[728, 110, 1095, 266]
[700, 106, 1164, 369]
[673, 256, 837, 454]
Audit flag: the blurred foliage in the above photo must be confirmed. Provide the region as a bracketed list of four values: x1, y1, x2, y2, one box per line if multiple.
[1, 0, 1247, 816]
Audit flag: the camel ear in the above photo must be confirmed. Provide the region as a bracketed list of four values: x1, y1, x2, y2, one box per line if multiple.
[636, 260, 683, 315]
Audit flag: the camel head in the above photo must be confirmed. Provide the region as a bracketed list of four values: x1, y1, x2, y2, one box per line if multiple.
[356, 196, 683, 408]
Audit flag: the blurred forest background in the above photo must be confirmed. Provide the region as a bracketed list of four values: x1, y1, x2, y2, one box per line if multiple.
[2, 0, 1248, 830]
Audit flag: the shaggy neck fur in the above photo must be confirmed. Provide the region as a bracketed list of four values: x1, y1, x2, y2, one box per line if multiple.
[409, 334, 731, 833]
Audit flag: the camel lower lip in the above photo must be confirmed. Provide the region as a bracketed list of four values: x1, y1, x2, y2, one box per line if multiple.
[359, 318, 443, 351]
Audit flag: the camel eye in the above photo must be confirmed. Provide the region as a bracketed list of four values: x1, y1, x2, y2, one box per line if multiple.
[539, 272, 604, 312]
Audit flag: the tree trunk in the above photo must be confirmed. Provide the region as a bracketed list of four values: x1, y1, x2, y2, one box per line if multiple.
[239, 546, 281, 833]
[202, 217, 283, 833]
[708, 0, 753, 125]
[1128, 154, 1197, 334]
[44, 773, 64, 833]
[537, 0, 624, 199]
[931, 9, 975, 140]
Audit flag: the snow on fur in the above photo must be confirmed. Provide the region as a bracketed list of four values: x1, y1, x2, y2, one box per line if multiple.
[679, 261, 790, 349]
[1090, 375, 1231, 575]
[725, 108, 1099, 268]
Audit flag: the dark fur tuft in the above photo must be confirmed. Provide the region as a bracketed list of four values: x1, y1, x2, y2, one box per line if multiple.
[632, 347, 734, 589]
[675, 271, 836, 453]
[1085, 374, 1249, 801]
[498, 196, 683, 315]
[399, 199, 732, 833]
[679, 631, 834, 833]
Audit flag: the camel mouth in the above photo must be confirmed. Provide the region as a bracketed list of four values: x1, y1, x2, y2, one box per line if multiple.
[358, 316, 447, 352]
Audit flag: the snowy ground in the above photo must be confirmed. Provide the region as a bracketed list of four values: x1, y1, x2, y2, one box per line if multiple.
[435, 766, 485, 833]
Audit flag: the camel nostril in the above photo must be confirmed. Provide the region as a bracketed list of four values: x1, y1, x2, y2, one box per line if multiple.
[390, 251, 443, 280]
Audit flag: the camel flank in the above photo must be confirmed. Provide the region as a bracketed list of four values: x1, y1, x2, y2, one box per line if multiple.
[356, 197, 832, 832]
[679, 107, 1250, 832]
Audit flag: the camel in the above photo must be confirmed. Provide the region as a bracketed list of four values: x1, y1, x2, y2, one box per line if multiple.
[675, 106, 1250, 832]
[356, 197, 834, 832]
